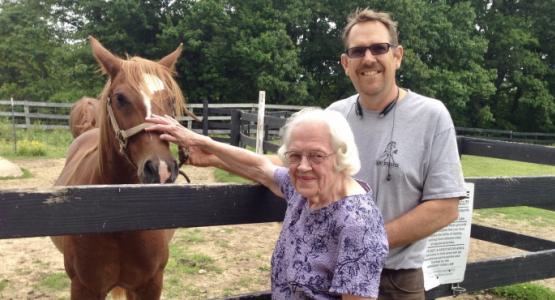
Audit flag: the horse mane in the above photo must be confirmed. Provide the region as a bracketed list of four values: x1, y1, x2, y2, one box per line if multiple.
[96, 55, 187, 175]
[69, 97, 99, 138]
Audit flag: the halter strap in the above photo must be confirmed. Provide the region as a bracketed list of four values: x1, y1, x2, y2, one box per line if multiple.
[107, 96, 151, 154]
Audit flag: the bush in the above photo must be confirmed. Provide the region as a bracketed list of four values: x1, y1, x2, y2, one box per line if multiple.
[16, 139, 47, 156]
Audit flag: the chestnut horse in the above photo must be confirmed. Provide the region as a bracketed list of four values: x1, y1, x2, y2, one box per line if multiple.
[69, 96, 99, 138]
[51, 37, 192, 299]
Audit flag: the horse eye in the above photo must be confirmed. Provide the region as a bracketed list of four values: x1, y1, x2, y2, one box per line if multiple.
[114, 93, 129, 107]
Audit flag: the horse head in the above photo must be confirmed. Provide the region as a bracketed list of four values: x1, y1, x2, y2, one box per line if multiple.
[90, 36, 188, 184]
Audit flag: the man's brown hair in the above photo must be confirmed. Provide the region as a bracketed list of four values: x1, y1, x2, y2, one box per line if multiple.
[342, 8, 399, 48]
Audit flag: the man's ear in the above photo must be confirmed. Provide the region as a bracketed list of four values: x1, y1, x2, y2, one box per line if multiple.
[340, 53, 350, 75]
[394, 45, 404, 70]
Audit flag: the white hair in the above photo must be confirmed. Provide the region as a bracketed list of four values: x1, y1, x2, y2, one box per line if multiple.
[277, 108, 360, 175]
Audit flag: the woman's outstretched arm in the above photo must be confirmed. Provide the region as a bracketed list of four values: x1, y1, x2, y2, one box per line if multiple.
[146, 114, 283, 197]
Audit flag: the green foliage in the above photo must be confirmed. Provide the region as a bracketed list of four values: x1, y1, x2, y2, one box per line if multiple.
[1, 0, 554, 131]
[489, 283, 555, 300]
[0, 1, 103, 102]
[470, 0, 555, 132]
[160, 0, 308, 104]
[0, 123, 73, 158]
[16, 139, 47, 156]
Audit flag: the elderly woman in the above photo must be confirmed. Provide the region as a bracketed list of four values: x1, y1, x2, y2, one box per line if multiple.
[146, 108, 388, 300]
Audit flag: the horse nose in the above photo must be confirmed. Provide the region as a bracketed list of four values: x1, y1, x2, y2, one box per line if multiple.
[140, 159, 178, 184]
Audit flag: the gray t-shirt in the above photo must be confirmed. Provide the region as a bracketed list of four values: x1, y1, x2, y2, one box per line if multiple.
[327, 90, 466, 269]
[271, 167, 388, 299]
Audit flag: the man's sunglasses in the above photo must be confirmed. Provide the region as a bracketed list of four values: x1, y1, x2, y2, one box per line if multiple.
[345, 43, 395, 58]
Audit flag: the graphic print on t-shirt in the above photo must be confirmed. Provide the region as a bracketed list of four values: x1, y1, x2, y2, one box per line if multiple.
[376, 141, 399, 168]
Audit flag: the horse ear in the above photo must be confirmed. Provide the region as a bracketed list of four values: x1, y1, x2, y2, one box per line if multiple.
[89, 36, 121, 78]
[158, 43, 183, 71]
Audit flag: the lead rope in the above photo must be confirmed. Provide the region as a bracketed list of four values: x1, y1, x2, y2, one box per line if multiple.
[178, 146, 191, 183]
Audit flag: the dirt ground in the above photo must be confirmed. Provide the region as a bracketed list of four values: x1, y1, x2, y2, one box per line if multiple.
[0, 158, 554, 299]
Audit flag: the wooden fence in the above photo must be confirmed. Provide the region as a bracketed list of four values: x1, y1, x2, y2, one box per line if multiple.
[1, 119, 554, 298]
[1, 100, 554, 145]
[0, 99, 306, 134]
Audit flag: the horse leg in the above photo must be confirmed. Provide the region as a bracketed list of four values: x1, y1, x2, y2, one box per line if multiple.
[130, 271, 164, 300]
[70, 279, 107, 300]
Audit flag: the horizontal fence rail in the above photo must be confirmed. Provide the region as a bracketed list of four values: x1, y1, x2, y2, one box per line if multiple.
[457, 126, 555, 144]
[1, 177, 554, 299]
[2, 175, 554, 240]
[0, 99, 309, 133]
[1, 99, 554, 144]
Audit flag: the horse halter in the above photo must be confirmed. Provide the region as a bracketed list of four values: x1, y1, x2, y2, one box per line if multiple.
[106, 96, 192, 183]
[106, 96, 151, 154]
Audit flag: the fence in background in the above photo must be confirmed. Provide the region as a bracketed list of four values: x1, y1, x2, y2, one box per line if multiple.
[1, 100, 554, 146]
[0, 99, 305, 133]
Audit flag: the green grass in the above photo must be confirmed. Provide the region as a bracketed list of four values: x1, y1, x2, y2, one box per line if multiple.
[474, 206, 555, 227]
[461, 154, 555, 177]
[214, 168, 253, 184]
[176, 228, 205, 244]
[164, 244, 222, 298]
[0, 122, 73, 158]
[463, 153, 555, 231]
[166, 245, 220, 275]
[489, 283, 555, 300]
[0, 167, 31, 180]
[36, 272, 70, 290]
[0, 279, 8, 292]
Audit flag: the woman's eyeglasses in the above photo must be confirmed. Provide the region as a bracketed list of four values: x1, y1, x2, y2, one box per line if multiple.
[345, 43, 395, 58]
[285, 151, 335, 165]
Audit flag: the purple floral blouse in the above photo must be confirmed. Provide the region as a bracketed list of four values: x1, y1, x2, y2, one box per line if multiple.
[271, 167, 388, 299]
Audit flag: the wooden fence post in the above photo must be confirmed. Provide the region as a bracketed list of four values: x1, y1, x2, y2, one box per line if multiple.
[230, 109, 242, 147]
[24, 100, 30, 128]
[10, 97, 17, 152]
[202, 99, 209, 136]
[255, 91, 266, 154]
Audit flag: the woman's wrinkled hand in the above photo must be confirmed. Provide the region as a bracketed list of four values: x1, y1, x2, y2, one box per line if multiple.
[146, 114, 206, 148]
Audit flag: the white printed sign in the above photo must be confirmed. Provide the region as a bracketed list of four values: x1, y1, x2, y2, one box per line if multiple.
[423, 182, 474, 290]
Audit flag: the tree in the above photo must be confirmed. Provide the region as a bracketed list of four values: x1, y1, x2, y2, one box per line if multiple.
[0, 0, 102, 101]
[289, 0, 495, 126]
[470, 0, 555, 131]
[0, 0, 61, 100]
[160, 0, 307, 104]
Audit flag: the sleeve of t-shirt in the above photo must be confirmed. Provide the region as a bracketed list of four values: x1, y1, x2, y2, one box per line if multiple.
[273, 167, 296, 206]
[422, 109, 467, 201]
[329, 197, 388, 298]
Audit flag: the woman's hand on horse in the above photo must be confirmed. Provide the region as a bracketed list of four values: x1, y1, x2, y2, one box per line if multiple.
[146, 114, 208, 149]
